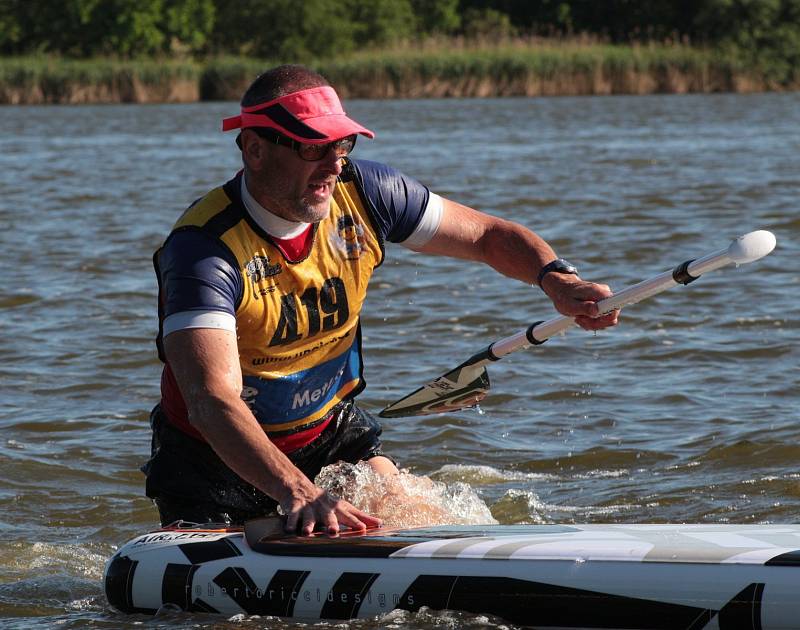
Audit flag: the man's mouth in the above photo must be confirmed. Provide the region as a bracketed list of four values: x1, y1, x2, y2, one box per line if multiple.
[307, 180, 333, 199]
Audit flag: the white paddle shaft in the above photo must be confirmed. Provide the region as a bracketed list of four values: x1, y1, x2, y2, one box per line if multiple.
[490, 230, 776, 359]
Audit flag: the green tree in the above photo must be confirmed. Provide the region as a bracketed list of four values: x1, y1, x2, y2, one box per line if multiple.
[163, 0, 216, 54]
[462, 7, 515, 39]
[410, 0, 461, 35]
[0, 0, 25, 54]
[268, 0, 359, 59]
[693, 0, 800, 83]
[0, 0, 105, 56]
[100, 0, 166, 56]
[209, 0, 354, 59]
[348, 0, 416, 45]
[206, 0, 266, 56]
[0, 0, 215, 57]
[209, 0, 417, 60]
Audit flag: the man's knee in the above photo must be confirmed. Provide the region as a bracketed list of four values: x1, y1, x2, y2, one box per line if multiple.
[365, 455, 399, 475]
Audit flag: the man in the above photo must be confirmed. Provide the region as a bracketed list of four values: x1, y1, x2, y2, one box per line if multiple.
[143, 64, 618, 536]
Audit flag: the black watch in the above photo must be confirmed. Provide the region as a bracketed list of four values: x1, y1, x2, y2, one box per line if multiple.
[537, 258, 578, 288]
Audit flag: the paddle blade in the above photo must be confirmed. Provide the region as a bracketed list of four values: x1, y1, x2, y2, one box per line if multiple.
[380, 351, 492, 418]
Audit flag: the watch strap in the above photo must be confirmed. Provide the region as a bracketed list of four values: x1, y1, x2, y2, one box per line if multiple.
[537, 258, 578, 288]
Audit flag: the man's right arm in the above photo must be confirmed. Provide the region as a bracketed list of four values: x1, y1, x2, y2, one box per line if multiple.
[162, 314, 381, 535]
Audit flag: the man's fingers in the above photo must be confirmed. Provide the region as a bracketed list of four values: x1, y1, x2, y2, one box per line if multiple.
[342, 506, 381, 530]
[575, 311, 619, 330]
[550, 280, 618, 330]
[283, 490, 382, 537]
[330, 501, 380, 533]
[284, 510, 299, 533]
[362, 513, 382, 529]
[339, 512, 368, 532]
[556, 298, 602, 319]
[300, 508, 317, 536]
[591, 283, 613, 298]
[323, 511, 340, 535]
[580, 300, 601, 318]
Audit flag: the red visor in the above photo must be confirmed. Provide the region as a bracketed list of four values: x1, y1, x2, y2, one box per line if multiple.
[222, 86, 374, 144]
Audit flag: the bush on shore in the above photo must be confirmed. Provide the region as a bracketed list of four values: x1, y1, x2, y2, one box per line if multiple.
[2, 38, 787, 105]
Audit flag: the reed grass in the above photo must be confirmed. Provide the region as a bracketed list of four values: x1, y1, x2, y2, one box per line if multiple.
[0, 56, 202, 104]
[0, 39, 790, 105]
[199, 56, 270, 100]
[316, 41, 759, 98]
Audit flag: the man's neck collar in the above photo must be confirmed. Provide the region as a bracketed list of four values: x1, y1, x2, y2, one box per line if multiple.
[240, 175, 310, 239]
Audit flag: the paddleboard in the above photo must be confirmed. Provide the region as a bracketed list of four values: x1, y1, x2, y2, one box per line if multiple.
[105, 521, 800, 628]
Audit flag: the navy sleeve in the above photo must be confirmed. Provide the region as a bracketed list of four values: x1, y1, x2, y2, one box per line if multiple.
[158, 229, 243, 317]
[348, 159, 431, 243]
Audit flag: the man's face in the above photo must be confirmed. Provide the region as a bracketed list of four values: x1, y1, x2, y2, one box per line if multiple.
[243, 131, 343, 223]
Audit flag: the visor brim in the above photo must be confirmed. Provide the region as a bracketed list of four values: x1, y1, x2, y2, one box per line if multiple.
[299, 113, 375, 142]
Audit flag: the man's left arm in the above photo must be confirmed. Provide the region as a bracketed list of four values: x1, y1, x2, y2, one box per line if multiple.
[412, 198, 618, 331]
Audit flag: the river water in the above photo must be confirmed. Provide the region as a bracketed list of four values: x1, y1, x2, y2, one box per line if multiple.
[1, 92, 798, 628]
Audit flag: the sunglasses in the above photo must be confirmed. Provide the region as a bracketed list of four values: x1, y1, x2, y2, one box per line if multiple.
[252, 129, 357, 162]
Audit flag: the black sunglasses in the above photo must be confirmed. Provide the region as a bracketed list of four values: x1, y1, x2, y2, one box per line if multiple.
[251, 128, 357, 162]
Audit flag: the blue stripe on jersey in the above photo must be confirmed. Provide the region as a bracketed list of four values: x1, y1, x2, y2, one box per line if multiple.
[242, 344, 362, 429]
[159, 229, 243, 318]
[347, 159, 431, 243]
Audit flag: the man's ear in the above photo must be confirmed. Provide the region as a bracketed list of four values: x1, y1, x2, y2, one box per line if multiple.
[240, 129, 262, 164]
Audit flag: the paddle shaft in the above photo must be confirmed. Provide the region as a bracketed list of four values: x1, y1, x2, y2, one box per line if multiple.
[488, 245, 738, 359]
[380, 230, 775, 417]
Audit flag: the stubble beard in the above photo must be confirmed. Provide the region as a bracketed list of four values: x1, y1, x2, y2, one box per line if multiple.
[295, 194, 332, 224]
[249, 162, 333, 224]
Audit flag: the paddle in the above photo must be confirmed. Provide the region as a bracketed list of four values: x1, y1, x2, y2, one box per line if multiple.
[379, 230, 777, 418]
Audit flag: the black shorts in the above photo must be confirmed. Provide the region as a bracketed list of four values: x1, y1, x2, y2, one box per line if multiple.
[141, 400, 389, 526]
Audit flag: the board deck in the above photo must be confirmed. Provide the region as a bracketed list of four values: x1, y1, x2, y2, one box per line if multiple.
[105, 523, 800, 628]
[247, 523, 800, 565]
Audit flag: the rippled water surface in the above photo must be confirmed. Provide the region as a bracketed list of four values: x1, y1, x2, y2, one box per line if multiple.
[1, 92, 798, 628]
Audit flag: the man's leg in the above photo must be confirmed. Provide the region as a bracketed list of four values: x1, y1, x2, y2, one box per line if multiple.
[142, 406, 278, 526]
[365, 455, 399, 475]
[153, 497, 248, 527]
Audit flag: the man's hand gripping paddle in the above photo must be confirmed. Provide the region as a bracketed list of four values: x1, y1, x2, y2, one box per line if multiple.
[380, 230, 777, 418]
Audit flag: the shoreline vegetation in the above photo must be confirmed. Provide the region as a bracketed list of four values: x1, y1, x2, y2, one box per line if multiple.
[2, 39, 796, 105]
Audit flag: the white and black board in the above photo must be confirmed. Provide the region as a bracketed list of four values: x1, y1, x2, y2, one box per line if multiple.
[105, 522, 800, 628]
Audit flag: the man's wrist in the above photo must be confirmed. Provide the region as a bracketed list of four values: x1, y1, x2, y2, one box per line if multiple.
[537, 258, 578, 288]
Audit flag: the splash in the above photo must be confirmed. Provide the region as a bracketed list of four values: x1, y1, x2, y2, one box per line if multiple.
[315, 461, 497, 528]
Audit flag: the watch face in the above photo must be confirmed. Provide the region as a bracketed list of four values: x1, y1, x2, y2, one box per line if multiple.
[551, 259, 576, 274]
[538, 258, 578, 287]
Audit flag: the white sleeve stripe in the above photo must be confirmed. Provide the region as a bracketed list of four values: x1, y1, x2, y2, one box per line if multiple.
[400, 191, 444, 250]
[163, 311, 237, 337]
